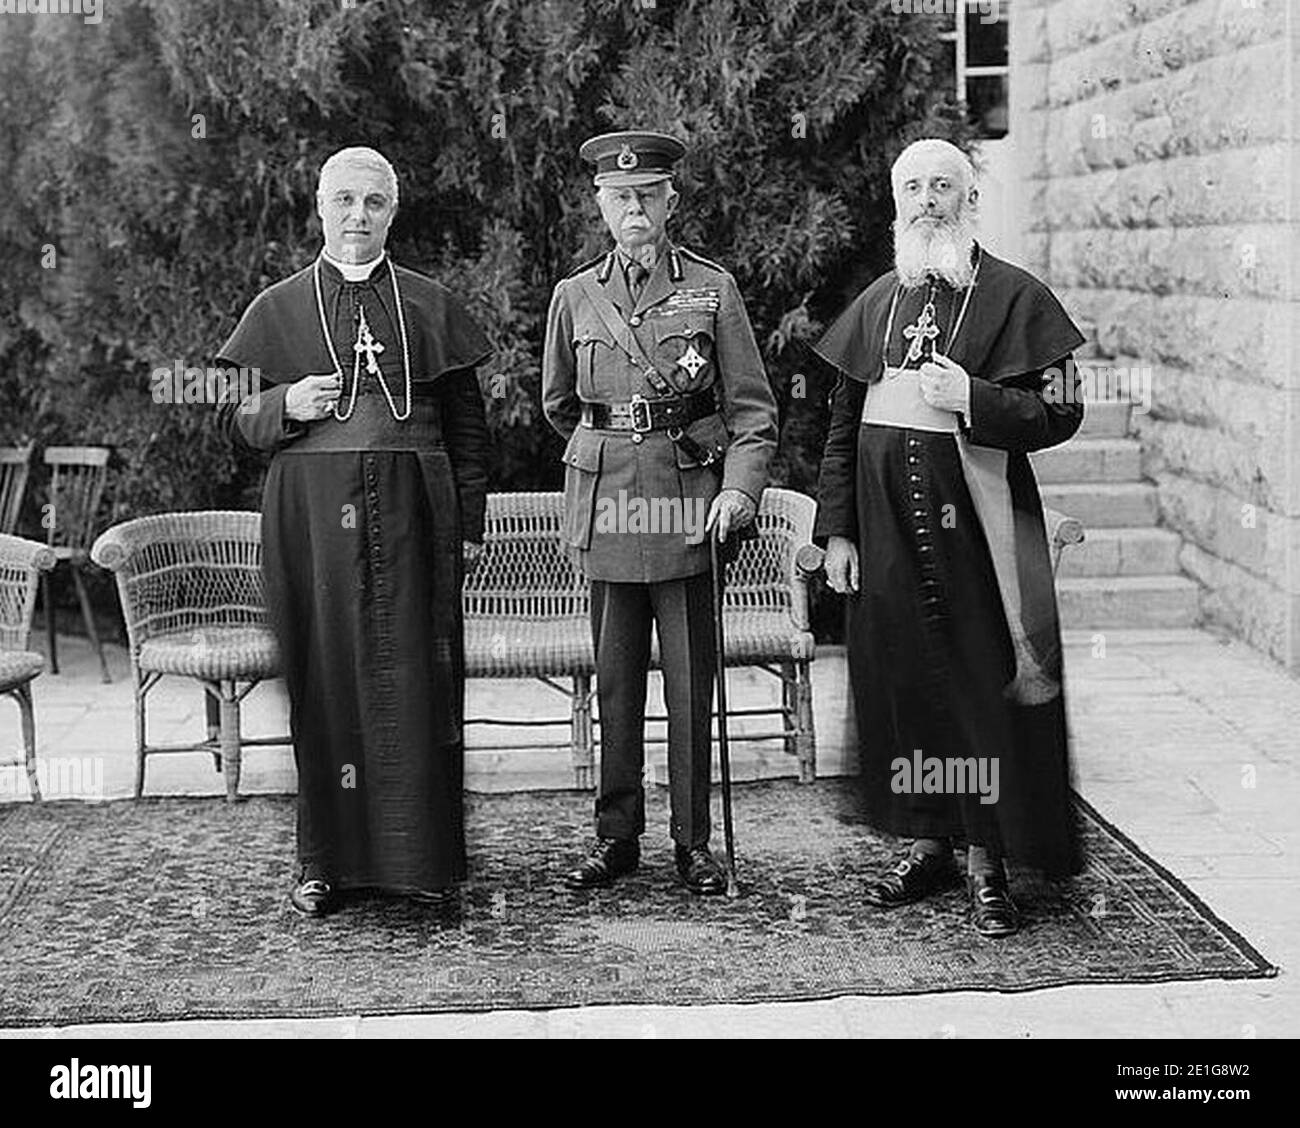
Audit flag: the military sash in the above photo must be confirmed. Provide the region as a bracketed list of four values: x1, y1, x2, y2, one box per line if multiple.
[574, 273, 719, 467]
[574, 274, 673, 395]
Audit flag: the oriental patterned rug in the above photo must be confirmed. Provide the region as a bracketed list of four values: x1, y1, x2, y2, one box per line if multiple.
[0, 782, 1275, 1026]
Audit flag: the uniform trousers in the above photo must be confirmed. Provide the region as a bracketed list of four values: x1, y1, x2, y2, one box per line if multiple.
[590, 573, 715, 847]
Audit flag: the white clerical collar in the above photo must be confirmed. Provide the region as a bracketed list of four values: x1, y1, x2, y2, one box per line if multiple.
[322, 250, 385, 282]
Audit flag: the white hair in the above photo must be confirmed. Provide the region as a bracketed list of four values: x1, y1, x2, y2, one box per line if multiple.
[890, 138, 976, 199]
[317, 147, 399, 208]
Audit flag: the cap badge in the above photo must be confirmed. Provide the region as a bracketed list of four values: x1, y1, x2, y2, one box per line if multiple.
[616, 144, 638, 170]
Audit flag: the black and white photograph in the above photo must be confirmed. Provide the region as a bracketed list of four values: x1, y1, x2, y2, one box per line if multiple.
[0, 0, 1291, 1089]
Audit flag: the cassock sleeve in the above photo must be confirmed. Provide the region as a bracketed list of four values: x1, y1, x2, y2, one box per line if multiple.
[813, 372, 867, 543]
[214, 382, 306, 453]
[440, 367, 491, 544]
[541, 281, 579, 441]
[966, 354, 1083, 454]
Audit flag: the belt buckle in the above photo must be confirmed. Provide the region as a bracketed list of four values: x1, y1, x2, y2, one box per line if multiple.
[629, 393, 653, 434]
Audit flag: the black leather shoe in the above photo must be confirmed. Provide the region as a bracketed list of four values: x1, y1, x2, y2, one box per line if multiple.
[863, 851, 959, 908]
[563, 837, 639, 889]
[968, 871, 1020, 938]
[290, 878, 335, 917]
[675, 844, 727, 896]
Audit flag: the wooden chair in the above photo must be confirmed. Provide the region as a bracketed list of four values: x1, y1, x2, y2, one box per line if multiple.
[0, 533, 57, 801]
[91, 510, 288, 800]
[42, 446, 112, 683]
[0, 443, 34, 535]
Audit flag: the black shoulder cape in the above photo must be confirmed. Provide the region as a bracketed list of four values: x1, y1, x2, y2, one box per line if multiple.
[813, 248, 1084, 383]
[217, 258, 492, 386]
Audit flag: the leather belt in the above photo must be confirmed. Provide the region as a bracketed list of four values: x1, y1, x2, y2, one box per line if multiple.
[582, 390, 715, 434]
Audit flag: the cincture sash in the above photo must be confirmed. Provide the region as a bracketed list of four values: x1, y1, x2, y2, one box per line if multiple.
[858, 367, 1059, 706]
[861, 366, 959, 433]
[281, 393, 444, 454]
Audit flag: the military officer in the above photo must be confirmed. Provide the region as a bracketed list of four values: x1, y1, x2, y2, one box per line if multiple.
[542, 130, 778, 894]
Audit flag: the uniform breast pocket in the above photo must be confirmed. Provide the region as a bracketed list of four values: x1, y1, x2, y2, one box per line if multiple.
[572, 327, 618, 398]
[652, 314, 716, 393]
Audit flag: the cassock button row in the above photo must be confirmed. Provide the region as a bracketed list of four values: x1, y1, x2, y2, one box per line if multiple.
[631, 433, 643, 444]
[909, 473, 922, 484]
[912, 509, 925, 519]
[911, 491, 924, 501]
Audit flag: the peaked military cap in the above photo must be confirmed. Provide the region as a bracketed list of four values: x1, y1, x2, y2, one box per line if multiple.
[580, 130, 686, 187]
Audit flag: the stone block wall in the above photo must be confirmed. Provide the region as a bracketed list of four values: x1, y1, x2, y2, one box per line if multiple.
[1010, 0, 1300, 669]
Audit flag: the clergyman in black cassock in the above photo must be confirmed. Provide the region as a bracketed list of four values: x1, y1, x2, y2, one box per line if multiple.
[215, 147, 491, 915]
[814, 140, 1085, 938]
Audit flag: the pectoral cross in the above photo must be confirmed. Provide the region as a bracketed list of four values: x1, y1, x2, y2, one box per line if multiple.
[353, 306, 385, 376]
[902, 298, 940, 366]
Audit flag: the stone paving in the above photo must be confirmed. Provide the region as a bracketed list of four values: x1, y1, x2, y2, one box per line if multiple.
[0, 626, 1294, 1038]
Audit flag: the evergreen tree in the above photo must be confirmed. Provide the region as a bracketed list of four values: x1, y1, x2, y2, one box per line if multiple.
[0, 0, 967, 629]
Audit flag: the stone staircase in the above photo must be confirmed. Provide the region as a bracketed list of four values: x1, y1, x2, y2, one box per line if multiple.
[1032, 390, 1201, 631]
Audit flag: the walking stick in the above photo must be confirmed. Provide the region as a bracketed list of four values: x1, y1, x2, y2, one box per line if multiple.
[710, 526, 741, 899]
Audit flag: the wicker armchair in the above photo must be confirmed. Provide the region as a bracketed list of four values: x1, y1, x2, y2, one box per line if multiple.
[692, 487, 817, 780]
[0, 533, 57, 800]
[463, 487, 820, 786]
[1045, 507, 1085, 571]
[462, 493, 597, 784]
[90, 511, 288, 800]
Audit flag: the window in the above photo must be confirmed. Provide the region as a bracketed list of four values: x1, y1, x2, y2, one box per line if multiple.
[940, 0, 1011, 139]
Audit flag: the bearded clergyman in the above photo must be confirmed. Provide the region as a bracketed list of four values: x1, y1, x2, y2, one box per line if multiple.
[814, 138, 1086, 938]
[215, 147, 491, 917]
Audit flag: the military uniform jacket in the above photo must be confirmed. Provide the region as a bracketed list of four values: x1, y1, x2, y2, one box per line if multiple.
[542, 244, 778, 583]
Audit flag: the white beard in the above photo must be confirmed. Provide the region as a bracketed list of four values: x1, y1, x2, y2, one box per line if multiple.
[892, 213, 978, 289]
